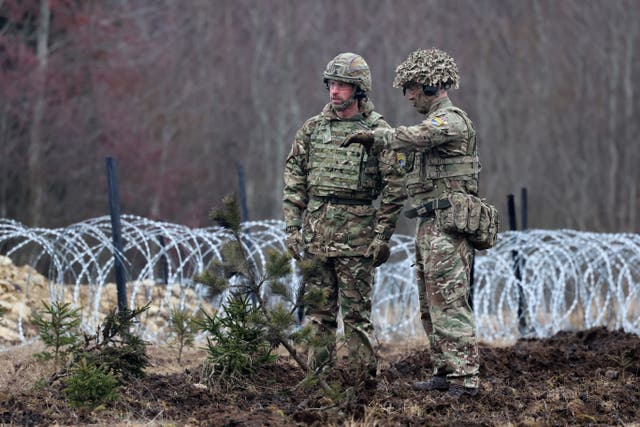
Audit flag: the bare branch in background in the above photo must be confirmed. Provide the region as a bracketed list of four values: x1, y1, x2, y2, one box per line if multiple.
[1, 0, 639, 232]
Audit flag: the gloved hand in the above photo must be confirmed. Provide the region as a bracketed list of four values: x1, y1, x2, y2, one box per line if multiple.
[341, 130, 378, 153]
[285, 226, 304, 261]
[365, 236, 390, 267]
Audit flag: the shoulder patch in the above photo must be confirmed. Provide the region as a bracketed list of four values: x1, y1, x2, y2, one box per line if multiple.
[396, 152, 407, 168]
[431, 116, 448, 127]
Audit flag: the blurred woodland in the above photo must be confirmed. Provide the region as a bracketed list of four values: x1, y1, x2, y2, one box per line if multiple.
[0, 0, 638, 233]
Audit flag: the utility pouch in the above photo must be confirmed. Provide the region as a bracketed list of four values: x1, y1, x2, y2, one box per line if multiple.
[467, 197, 482, 233]
[436, 193, 499, 250]
[468, 199, 499, 250]
[435, 197, 456, 231]
[453, 193, 468, 232]
[435, 193, 468, 234]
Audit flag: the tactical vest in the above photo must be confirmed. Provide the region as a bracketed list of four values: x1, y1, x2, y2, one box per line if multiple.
[405, 106, 480, 201]
[307, 112, 383, 200]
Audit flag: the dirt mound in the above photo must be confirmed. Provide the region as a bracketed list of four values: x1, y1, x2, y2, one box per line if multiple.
[1, 326, 639, 425]
[0, 255, 49, 342]
[0, 255, 211, 347]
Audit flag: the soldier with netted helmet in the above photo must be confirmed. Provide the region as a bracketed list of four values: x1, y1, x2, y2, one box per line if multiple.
[283, 52, 406, 384]
[343, 48, 498, 398]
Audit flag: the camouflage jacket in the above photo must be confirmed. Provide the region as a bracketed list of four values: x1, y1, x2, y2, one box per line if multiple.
[373, 96, 479, 207]
[283, 101, 406, 257]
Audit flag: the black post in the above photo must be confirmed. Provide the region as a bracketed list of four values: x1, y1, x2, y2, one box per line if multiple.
[520, 187, 528, 230]
[237, 162, 249, 222]
[508, 193, 527, 335]
[518, 187, 528, 335]
[507, 194, 517, 231]
[159, 235, 169, 285]
[106, 157, 127, 313]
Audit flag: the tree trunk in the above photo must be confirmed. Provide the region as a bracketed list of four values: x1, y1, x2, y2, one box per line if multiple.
[27, 0, 50, 226]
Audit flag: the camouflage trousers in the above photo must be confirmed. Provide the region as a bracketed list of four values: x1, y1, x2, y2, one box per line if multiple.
[303, 253, 378, 376]
[415, 216, 480, 388]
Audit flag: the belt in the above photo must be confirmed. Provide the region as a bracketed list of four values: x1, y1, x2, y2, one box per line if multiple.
[312, 196, 372, 206]
[405, 198, 451, 218]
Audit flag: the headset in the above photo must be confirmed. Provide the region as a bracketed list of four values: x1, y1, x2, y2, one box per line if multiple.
[402, 85, 438, 96]
[422, 85, 438, 96]
[354, 87, 367, 100]
[403, 82, 452, 97]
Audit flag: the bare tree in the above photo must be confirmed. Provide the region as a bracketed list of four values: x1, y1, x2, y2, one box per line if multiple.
[2, 0, 640, 233]
[26, 0, 50, 226]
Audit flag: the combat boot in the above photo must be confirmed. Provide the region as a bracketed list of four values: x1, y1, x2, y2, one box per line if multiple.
[447, 384, 479, 398]
[362, 363, 378, 390]
[411, 375, 450, 391]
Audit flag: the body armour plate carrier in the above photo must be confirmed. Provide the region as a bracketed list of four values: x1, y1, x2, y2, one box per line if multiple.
[307, 113, 382, 200]
[405, 106, 480, 200]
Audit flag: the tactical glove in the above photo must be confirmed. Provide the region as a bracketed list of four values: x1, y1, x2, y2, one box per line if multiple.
[341, 130, 379, 154]
[285, 226, 304, 261]
[365, 236, 390, 267]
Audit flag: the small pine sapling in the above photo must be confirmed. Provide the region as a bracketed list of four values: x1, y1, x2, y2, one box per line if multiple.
[76, 303, 151, 381]
[31, 300, 82, 370]
[198, 292, 277, 380]
[64, 358, 119, 408]
[194, 195, 332, 393]
[168, 306, 199, 363]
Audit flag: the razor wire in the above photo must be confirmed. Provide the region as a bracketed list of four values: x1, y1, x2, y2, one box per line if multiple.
[0, 216, 639, 348]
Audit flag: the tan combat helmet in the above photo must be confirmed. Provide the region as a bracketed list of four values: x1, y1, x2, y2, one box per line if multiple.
[323, 52, 372, 95]
[393, 48, 460, 90]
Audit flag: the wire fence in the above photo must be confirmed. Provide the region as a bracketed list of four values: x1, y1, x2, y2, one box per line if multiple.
[1, 216, 639, 349]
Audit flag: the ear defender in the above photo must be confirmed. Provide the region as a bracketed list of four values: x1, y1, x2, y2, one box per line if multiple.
[354, 87, 367, 100]
[422, 85, 438, 96]
[402, 85, 438, 96]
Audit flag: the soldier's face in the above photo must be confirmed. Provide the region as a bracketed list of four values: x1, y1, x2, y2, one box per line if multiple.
[405, 84, 433, 114]
[328, 80, 355, 106]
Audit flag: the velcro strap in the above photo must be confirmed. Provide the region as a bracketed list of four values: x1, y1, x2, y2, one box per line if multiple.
[427, 166, 481, 179]
[405, 198, 452, 219]
[312, 196, 372, 206]
[427, 155, 481, 179]
[429, 155, 479, 165]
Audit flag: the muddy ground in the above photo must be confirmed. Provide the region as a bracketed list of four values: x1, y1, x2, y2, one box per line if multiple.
[1, 326, 639, 426]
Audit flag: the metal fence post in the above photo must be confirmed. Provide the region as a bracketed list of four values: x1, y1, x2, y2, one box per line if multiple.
[521, 187, 528, 230]
[105, 157, 127, 313]
[237, 162, 249, 222]
[508, 193, 527, 335]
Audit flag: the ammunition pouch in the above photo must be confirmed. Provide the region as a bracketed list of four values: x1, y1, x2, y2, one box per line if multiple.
[435, 193, 500, 250]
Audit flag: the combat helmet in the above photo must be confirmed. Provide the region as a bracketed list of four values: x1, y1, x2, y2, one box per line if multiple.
[393, 48, 459, 90]
[323, 52, 372, 95]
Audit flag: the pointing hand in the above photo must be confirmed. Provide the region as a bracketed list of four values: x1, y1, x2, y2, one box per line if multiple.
[341, 130, 377, 153]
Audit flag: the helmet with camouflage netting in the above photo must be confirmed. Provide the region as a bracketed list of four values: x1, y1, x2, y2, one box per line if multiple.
[323, 52, 372, 94]
[393, 48, 459, 90]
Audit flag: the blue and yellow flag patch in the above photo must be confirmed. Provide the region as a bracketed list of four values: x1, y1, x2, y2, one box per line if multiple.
[396, 153, 406, 168]
[431, 116, 447, 127]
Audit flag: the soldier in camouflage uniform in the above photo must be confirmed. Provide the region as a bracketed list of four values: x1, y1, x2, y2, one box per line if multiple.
[343, 48, 482, 397]
[282, 53, 406, 380]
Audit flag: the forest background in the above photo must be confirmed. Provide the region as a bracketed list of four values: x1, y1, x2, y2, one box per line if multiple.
[1, 0, 638, 235]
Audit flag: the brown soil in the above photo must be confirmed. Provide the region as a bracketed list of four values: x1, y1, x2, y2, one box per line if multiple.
[1, 327, 638, 426]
